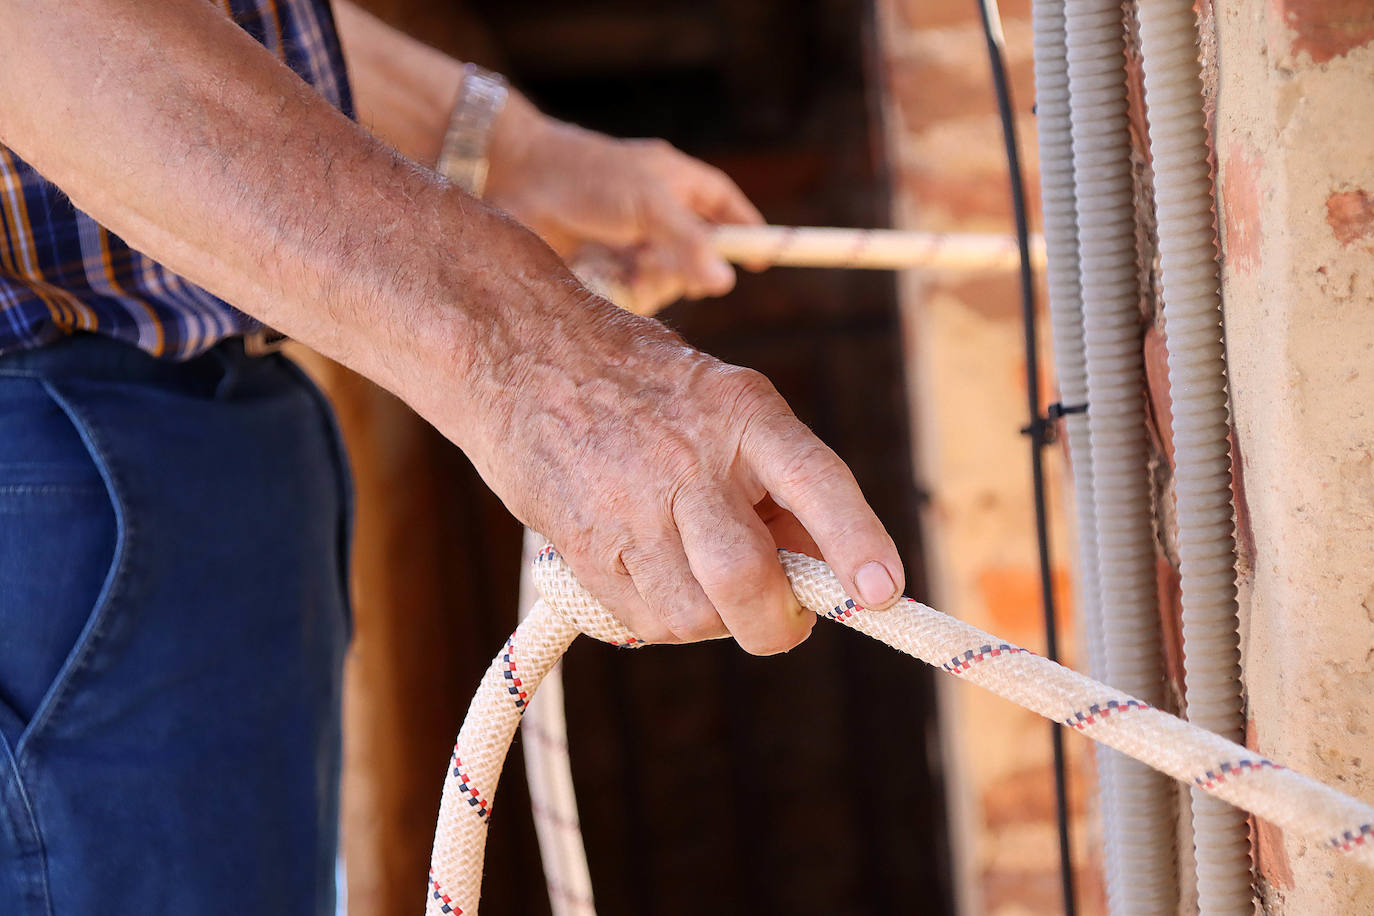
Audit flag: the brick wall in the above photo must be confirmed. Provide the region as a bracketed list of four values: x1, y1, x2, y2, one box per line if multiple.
[875, 1, 1106, 913]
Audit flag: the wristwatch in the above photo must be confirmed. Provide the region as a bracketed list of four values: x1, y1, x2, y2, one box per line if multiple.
[437, 64, 509, 198]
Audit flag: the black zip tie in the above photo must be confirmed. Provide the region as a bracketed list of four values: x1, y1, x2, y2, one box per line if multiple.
[1021, 402, 1089, 447]
[1046, 401, 1088, 420]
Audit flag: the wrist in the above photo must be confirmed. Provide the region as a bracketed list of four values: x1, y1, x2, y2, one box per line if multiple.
[333, 0, 464, 165]
[377, 193, 585, 449]
[483, 90, 551, 201]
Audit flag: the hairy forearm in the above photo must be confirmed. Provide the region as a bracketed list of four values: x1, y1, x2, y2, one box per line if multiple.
[0, 1, 904, 652]
[0, 0, 591, 447]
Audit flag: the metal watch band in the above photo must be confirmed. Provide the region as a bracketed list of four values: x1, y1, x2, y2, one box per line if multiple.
[437, 64, 510, 198]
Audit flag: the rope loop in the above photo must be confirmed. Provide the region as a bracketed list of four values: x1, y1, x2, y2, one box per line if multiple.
[426, 543, 1374, 916]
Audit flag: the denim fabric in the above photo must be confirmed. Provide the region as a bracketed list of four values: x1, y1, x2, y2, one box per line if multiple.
[0, 335, 352, 915]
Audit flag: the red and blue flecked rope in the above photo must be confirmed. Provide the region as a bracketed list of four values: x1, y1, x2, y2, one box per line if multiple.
[500, 636, 528, 713]
[429, 868, 462, 915]
[426, 545, 1374, 916]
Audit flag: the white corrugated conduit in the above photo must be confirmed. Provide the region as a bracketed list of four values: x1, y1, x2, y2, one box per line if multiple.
[1135, 1, 1252, 912]
[1029, 0, 1122, 906]
[1064, 0, 1180, 910]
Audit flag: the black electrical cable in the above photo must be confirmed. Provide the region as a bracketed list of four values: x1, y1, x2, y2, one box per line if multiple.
[973, 2, 1078, 914]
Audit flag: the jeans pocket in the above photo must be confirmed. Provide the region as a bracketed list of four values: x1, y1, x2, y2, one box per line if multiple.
[0, 378, 120, 750]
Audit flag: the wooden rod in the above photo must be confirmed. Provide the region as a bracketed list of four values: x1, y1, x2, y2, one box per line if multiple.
[710, 225, 1046, 272]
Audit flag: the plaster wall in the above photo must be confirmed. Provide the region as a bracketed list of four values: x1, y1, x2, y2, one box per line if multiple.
[1213, 3, 1374, 914]
[886, 0, 1374, 910]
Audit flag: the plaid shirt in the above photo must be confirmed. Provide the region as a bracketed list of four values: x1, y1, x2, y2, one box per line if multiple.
[0, 0, 353, 360]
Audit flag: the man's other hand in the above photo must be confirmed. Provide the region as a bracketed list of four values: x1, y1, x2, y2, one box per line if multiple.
[485, 100, 764, 310]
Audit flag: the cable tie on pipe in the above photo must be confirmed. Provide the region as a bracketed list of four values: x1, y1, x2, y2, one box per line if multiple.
[1020, 402, 1087, 446]
[1046, 401, 1088, 420]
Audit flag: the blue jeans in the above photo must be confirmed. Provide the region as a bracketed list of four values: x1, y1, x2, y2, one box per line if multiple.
[0, 335, 352, 915]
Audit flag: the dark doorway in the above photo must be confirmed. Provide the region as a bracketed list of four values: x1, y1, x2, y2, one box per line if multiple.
[357, 1, 954, 913]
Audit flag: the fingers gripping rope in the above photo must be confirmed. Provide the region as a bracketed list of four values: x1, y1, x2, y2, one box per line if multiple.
[426, 546, 1374, 915]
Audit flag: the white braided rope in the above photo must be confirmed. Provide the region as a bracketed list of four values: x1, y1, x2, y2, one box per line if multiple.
[516, 529, 596, 916]
[426, 546, 1374, 915]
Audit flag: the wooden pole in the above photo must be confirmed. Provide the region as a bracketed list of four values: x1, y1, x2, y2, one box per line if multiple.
[711, 225, 1046, 271]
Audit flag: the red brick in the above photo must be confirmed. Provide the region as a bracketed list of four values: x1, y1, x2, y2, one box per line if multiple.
[941, 273, 1024, 321]
[982, 758, 1096, 828]
[886, 51, 1037, 135]
[1271, 0, 1374, 64]
[1247, 719, 1295, 889]
[983, 868, 1067, 915]
[890, 56, 989, 131]
[900, 167, 1014, 226]
[978, 565, 1046, 638]
[1326, 189, 1374, 247]
[895, 0, 1030, 31]
[1220, 141, 1265, 274]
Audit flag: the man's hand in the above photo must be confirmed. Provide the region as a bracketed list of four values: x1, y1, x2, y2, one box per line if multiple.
[0, 0, 904, 655]
[485, 100, 764, 307]
[334, 1, 760, 313]
[439, 278, 903, 654]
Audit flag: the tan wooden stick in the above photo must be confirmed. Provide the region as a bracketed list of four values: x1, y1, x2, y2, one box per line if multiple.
[710, 225, 1046, 271]
[568, 227, 1044, 317]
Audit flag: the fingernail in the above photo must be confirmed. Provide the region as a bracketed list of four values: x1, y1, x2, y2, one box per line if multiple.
[855, 561, 897, 608]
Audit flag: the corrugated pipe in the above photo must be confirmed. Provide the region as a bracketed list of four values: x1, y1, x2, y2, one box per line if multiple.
[1028, 0, 1121, 905]
[1135, 0, 1252, 912]
[1064, 0, 1180, 911]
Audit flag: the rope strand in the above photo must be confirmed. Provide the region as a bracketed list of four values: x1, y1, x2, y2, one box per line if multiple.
[426, 546, 1374, 915]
